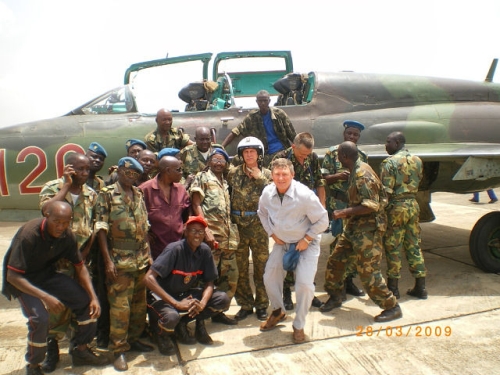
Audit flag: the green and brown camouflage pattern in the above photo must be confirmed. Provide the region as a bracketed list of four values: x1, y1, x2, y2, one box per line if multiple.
[381, 149, 427, 279]
[227, 164, 271, 310]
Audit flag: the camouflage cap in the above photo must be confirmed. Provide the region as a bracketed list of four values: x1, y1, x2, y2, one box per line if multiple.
[118, 156, 144, 173]
[343, 120, 365, 131]
[125, 139, 147, 151]
[88, 142, 108, 157]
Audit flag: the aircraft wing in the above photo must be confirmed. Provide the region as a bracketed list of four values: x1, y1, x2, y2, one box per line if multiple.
[316, 143, 500, 181]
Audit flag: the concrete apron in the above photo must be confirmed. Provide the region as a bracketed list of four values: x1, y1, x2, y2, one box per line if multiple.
[1, 192, 499, 374]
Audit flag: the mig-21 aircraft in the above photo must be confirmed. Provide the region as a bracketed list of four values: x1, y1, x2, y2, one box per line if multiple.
[1, 51, 500, 272]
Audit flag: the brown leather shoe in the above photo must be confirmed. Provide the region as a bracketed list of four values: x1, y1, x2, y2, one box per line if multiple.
[292, 326, 306, 344]
[113, 353, 128, 372]
[259, 308, 286, 331]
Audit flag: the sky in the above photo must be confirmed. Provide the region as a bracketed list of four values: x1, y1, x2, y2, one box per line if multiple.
[0, 0, 499, 127]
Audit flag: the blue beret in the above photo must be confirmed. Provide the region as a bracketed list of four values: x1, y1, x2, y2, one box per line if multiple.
[88, 142, 108, 157]
[125, 139, 147, 151]
[118, 157, 144, 173]
[343, 120, 365, 131]
[158, 147, 180, 160]
[210, 148, 229, 162]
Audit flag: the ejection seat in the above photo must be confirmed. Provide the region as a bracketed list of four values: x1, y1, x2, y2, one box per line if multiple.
[273, 73, 309, 106]
[178, 80, 219, 111]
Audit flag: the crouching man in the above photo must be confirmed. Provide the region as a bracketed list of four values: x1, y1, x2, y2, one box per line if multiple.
[2, 201, 108, 375]
[144, 216, 230, 355]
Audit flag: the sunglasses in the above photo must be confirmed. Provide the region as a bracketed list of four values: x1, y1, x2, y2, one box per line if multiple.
[123, 169, 141, 179]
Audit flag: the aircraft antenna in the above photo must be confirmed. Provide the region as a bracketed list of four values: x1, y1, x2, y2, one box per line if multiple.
[485, 58, 498, 82]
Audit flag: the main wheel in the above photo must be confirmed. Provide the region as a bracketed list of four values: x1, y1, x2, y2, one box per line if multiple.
[469, 211, 500, 272]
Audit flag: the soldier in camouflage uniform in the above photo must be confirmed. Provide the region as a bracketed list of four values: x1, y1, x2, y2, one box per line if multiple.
[145, 108, 193, 153]
[322, 121, 367, 300]
[221, 90, 296, 166]
[380, 131, 428, 300]
[271, 132, 326, 310]
[227, 137, 272, 322]
[179, 126, 225, 189]
[95, 157, 153, 372]
[38, 153, 98, 373]
[190, 148, 239, 325]
[86, 142, 107, 192]
[85, 142, 112, 349]
[321, 141, 402, 323]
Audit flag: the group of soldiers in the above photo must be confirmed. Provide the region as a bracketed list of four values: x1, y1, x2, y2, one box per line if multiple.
[3, 90, 428, 374]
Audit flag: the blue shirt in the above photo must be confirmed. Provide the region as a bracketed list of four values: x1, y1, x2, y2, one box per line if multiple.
[262, 111, 283, 154]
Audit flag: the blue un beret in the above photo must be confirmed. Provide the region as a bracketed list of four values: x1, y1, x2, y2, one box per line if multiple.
[88, 142, 108, 158]
[158, 147, 180, 160]
[125, 139, 147, 151]
[210, 148, 229, 162]
[343, 120, 365, 131]
[118, 157, 144, 173]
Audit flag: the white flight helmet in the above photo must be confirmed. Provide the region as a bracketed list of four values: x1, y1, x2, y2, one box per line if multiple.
[237, 136, 265, 159]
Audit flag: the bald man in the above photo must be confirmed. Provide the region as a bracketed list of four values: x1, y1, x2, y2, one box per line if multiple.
[3, 201, 107, 374]
[145, 108, 193, 153]
[321, 141, 402, 323]
[38, 153, 99, 371]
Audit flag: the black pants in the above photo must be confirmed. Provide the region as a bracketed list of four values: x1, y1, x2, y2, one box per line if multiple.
[17, 273, 96, 365]
[148, 288, 230, 332]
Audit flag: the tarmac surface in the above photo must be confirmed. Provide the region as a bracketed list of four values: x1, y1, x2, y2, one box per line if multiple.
[1, 192, 499, 375]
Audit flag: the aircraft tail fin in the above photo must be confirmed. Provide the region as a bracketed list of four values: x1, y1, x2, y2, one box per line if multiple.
[485, 58, 498, 82]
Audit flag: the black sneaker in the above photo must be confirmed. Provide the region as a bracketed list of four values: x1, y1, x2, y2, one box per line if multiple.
[71, 346, 109, 367]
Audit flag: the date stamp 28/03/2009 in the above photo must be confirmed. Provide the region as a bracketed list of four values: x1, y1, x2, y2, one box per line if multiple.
[356, 325, 452, 337]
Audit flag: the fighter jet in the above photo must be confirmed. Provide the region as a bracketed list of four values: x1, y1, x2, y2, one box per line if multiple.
[1, 51, 499, 272]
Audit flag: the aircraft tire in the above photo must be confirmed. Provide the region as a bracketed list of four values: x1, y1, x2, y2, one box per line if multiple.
[469, 211, 500, 273]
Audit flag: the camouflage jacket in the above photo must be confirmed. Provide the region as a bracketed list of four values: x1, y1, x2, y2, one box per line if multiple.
[144, 127, 191, 153]
[39, 178, 97, 251]
[94, 182, 150, 271]
[345, 159, 387, 233]
[179, 143, 225, 179]
[231, 107, 296, 154]
[272, 147, 326, 190]
[190, 169, 232, 239]
[86, 175, 106, 192]
[379, 149, 423, 200]
[322, 145, 367, 194]
[227, 164, 272, 214]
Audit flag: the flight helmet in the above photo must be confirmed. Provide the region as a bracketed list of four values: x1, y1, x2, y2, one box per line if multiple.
[237, 137, 265, 160]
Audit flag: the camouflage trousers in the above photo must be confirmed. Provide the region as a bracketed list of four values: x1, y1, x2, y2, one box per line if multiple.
[328, 198, 359, 278]
[107, 268, 147, 353]
[213, 234, 239, 301]
[384, 199, 427, 278]
[233, 217, 269, 310]
[324, 229, 397, 310]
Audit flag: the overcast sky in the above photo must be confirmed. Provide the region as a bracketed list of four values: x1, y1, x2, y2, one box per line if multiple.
[1, 0, 499, 127]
